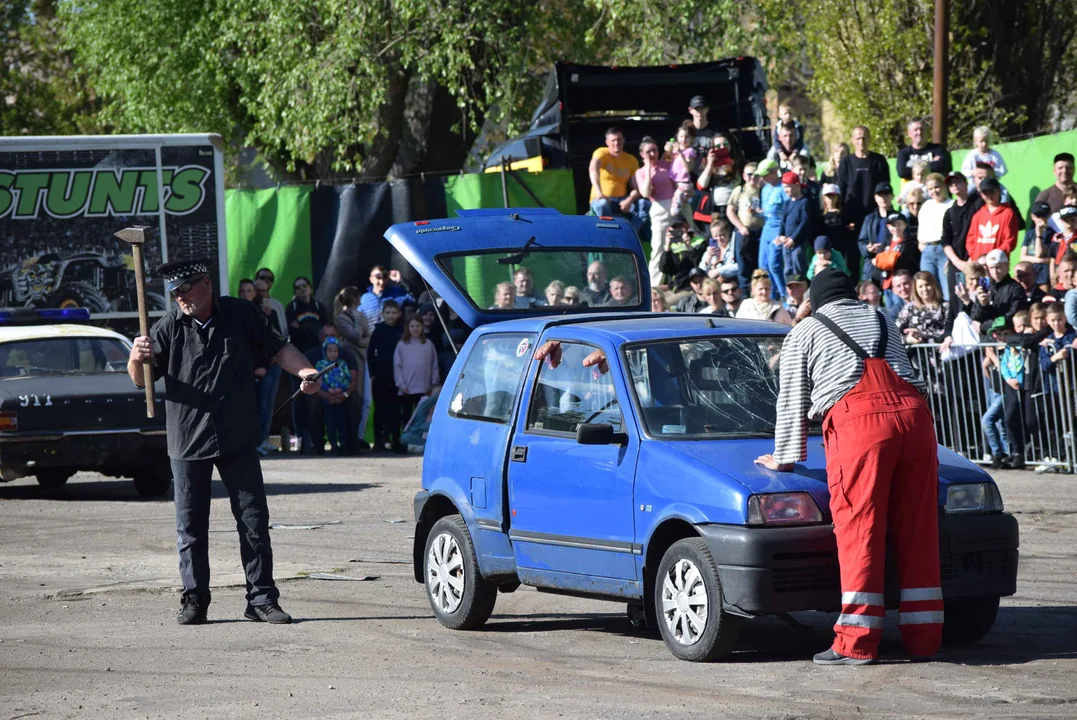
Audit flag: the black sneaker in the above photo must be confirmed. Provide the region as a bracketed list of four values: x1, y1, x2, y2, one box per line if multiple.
[812, 648, 876, 666]
[356, 439, 371, 451]
[177, 595, 208, 625]
[1005, 454, 1026, 470]
[391, 441, 407, 455]
[244, 602, 292, 624]
[990, 454, 1005, 470]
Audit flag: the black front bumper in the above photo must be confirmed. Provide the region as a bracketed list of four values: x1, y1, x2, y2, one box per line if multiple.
[699, 512, 1019, 616]
[0, 429, 168, 481]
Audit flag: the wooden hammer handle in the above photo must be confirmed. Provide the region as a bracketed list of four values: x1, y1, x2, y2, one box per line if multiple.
[131, 244, 156, 418]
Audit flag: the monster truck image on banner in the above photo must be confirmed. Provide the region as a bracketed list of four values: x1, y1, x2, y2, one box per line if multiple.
[0, 134, 228, 320]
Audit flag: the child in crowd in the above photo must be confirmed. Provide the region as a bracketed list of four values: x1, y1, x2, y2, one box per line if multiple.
[545, 280, 565, 306]
[857, 280, 882, 308]
[665, 121, 698, 217]
[491, 281, 515, 309]
[394, 315, 440, 445]
[1022, 201, 1055, 290]
[997, 315, 1028, 469]
[899, 161, 928, 208]
[316, 337, 352, 455]
[871, 214, 918, 290]
[819, 184, 852, 263]
[1039, 303, 1076, 394]
[771, 103, 806, 152]
[1047, 184, 1077, 233]
[1049, 206, 1077, 275]
[961, 126, 1007, 183]
[807, 235, 849, 279]
[369, 300, 405, 453]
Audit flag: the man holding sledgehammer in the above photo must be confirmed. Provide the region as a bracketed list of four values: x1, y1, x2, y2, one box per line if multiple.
[128, 259, 320, 625]
[754, 267, 942, 665]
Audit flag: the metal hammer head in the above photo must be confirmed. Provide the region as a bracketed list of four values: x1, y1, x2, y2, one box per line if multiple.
[115, 225, 152, 245]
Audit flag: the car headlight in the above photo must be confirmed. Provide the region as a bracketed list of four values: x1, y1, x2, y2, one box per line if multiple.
[945, 482, 1004, 514]
[748, 492, 824, 526]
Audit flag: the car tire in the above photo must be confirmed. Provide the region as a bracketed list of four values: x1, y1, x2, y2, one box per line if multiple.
[423, 515, 496, 630]
[942, 596, 1000, 645]
[655, 538, 740, 661]
[132, 465, 172, 498]
[35, 469, 74, 489]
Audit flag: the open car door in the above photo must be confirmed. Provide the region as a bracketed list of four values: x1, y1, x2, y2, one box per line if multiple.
[384, 208, 651, 328]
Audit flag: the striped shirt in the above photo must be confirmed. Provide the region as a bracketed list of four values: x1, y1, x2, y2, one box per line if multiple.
[774, 299, 925, 464]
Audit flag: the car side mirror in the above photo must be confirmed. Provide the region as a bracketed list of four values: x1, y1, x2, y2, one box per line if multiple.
[576, 423, 627, 446]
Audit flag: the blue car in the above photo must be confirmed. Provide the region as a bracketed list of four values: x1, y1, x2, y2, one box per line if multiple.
[387, 208, 1018, 662]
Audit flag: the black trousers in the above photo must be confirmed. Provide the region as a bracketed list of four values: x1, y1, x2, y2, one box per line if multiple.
[170, 447, 277, 607]
[1002, 384, 1026, 457]
[372, 378, 401, 446]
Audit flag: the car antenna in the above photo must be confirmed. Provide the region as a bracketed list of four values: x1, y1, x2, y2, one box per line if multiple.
[497, 235, 538, 265]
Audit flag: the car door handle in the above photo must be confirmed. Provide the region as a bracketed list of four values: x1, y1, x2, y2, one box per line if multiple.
[511, 446, 528, 463]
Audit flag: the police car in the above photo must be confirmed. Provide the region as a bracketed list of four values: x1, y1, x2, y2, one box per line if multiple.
[390, 209, 1019, 662]
[0, 308, 170, 496]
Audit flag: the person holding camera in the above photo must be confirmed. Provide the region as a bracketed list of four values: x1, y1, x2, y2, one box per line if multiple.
[659, 218, 707, 300]
[969, 250, 1028, 330]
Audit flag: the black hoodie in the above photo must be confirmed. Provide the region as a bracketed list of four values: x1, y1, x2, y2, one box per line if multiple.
[368, 320, 404, 380]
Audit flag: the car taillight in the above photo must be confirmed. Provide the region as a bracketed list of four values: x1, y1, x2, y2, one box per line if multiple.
[0, 411, 16, 431]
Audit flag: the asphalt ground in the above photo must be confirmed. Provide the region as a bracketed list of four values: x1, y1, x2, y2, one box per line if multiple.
[0, 456, 1074, 719]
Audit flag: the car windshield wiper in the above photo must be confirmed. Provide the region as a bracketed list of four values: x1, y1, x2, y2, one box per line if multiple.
[497, 236, 539, 265]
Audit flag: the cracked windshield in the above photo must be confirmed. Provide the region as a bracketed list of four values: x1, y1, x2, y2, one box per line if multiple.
[438, 248, 642, 311]
[626, 336, 790, 438]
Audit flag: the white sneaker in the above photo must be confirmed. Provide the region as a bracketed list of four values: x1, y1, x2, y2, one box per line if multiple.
[980, 453, 993, 465]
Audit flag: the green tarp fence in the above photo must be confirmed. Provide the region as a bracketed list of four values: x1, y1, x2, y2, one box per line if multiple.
[225, 186, 313, 306]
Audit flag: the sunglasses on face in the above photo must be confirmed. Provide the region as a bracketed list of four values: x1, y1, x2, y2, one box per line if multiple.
[171, 275, 205, 296]
[563, 296, 578, 303]
[721, 288, 738, 295]
[257, 274, 273, 282]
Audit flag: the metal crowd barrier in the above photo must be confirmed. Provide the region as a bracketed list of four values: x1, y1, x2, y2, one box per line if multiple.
[908, 343, 1076, 473]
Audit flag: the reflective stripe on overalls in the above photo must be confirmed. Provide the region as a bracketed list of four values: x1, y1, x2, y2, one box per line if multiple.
[814, 312, 943, 660]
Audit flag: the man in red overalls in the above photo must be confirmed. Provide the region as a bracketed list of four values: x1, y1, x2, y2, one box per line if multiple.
[755, 267, 943, 665]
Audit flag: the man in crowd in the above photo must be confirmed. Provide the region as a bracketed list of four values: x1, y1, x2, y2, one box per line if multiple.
[581, 260, 611, 307]
[360, 265, 413, 327]
[970, 163, 1024, 229]
[1050, 252, 1077, 302]
[1035, 153, 1075, 213]
[607, 276, 637, 306]
[884, 269, 913, 323]
[720, 278, 743, 314]
[783, 273, 808, 317]
[940, 172, 977, 282]
[837, 126, 891, 235]
[512, 267, 546, 308]
[965, 178, 1018, 263]
[128, 260, 320, 625]
[896, 120, 951, 180]
[255, 268, 289, 337]
[687, 95, 716, 155]
[675, 267, 709, 313]
[589, 127, 641, 220]
[1013, 261, 1046, 305]
[857, 182, 895, 281]
[971, 249, 1028, 329]
[767, 122, 812, 172]
[755, 267, 941, 665]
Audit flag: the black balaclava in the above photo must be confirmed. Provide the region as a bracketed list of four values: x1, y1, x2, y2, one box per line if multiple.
[809, 266, 857, 312]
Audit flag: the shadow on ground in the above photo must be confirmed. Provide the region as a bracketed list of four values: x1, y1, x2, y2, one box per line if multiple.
[0, 479, 381, 502]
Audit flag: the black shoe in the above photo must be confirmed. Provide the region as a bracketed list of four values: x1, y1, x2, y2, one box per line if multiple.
[1005, 454, 1026, 470]
[391, 441, 407, 455]
[357, 439, 371, 451]
[812, 648, 877, 666]
[990, 454, 1005, 470]
[177, 595, 208, 625]
[244, 602, 292, 624]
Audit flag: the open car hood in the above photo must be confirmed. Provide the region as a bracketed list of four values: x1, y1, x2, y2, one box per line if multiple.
[384, 208, 651, 328]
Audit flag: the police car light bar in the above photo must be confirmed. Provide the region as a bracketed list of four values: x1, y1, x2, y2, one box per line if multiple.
[0, 307, 92, 324]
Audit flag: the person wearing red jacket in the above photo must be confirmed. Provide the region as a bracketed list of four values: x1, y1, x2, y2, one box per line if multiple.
[965, 177, 1017, 263]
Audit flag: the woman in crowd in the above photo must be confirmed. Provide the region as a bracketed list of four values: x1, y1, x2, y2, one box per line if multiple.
[545, 280, 566, 306]
[818, 142, 848, 186]
[725, 161, 763, 289]
[651, 288, 668, 312]
[286, 276, 329, 353]
[394, 315, 440, 435]
[694, 132, 741, 228]
[917, 173, 953, 299]
[735, 269, 793, 325]
[896, 272, 949, 345]
[635, 136, 676, 286]
[697, 278, 729, 316]
[334, 285, 371, 452]
[903, 187, 924, 246]
[563, 286, 581, 305]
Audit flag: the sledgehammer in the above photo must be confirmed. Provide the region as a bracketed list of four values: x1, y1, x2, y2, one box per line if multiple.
[116, 226, 156, 418]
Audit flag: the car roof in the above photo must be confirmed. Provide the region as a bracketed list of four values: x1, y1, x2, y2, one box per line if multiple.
[0, 323, 132, 344]
[473, 313, 790, 343]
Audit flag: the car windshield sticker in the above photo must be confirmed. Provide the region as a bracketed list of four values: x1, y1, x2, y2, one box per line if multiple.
[451, 393, 464, 413]
[516, 337, 530, 357]
[662, 424, 687, 434]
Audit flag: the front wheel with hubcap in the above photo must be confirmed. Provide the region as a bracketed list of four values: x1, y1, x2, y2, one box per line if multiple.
[424, 515, 496, 630]
[655, 537, 740, 661]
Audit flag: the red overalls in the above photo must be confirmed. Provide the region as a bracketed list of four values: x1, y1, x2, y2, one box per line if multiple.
[814, 313, 943, 660]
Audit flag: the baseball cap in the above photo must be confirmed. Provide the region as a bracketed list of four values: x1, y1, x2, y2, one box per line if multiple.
[689, 95, 708, 109]
[814, 235, 832, 252]
[885, 212, 905, 225]
[754, 159, 780, 176]
[1059, 206, 1077, 221]
[984, 249, 1009, 266]
[781, 171, 801, 185]
[978, 177, 1002, 193]
[945, 172, 966, 185]
[687, 267, 706, 280]
[1031, 201, 1052, 218]
[988, 316, 1012, 333]
[784, 272, 807, 286]
[874, 182, 893, 195]
[821, 183, 841, 196]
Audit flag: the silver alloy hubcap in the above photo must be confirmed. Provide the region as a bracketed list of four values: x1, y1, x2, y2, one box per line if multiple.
[661, 557, 709, 645]
[427, 532, 465, 614]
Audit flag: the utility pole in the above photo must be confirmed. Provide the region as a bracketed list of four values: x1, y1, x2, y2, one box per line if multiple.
[933, 0, 949, 144]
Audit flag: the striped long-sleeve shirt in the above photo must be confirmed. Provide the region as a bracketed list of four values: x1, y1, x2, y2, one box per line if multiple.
[774, 299, 925, 464]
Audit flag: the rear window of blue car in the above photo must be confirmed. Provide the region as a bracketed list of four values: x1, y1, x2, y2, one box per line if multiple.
[447, 333, 536, 423]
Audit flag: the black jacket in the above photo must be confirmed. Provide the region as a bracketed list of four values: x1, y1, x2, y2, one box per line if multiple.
[368, 322, 404, 380]
[969, 275, 1029, 326]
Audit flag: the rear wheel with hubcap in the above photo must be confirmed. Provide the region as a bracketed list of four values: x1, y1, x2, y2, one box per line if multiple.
[655, 537, 740, 661]
[424, 515, 496, 630]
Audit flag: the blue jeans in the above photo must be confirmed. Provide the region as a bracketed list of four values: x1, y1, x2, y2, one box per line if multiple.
[782, 242, 806, 280]
[255, 364, 282, 445]
[982, 378, 1010, 456]
[920, 244, 949, 301]
[171, 447, 277, 606]
[590, 196, 647, 234]
[758, 235, 785, 300]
